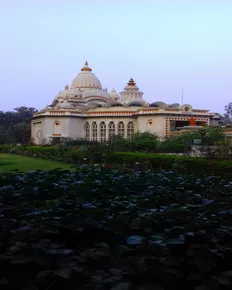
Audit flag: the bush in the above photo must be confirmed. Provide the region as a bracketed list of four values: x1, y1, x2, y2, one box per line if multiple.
[59, 137, 98, 147]
[198, 145, 232, 160]
[2, 143, 232, 177]
[0, 145, 12, 153]
[107, 132, 159, 152]
[109, 152, 232, 177]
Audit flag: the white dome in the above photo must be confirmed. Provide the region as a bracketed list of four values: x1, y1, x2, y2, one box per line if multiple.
[86, 103, 102, 109]
[150, 101, 167, 108]
[82, 88, 109, 99]
[169, 103, 180, 109]
[128, 100, 146, 107]
[103, 100, 124, 107]
[59, 100, 74, 109]
[109, 88, 120, 100]
[71, 61, 102, 90]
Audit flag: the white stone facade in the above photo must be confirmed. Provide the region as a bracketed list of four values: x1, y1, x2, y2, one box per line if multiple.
[31, 61, 220, 144]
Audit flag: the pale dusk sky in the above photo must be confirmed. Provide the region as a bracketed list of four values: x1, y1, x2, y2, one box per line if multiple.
[0, 0, 231, 113]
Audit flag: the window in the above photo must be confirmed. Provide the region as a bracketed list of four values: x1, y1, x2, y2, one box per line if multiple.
[127, 121, 134, 138]
[108, 121, 115, 139]
[84, 122, 90, 140]
[100, 122, 106, 142]
[117, 121, 125, 137]
[92, 122, 98, 141]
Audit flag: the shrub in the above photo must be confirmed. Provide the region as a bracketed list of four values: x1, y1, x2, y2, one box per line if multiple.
[109, 152, 232, 177]
[0, 145, 12, 153]
[198, 145, 232, 160]
[108, 132, 159, 152]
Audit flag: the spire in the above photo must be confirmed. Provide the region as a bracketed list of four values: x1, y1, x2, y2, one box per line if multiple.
[119, 77, 144, 104]
[81, 61, 92, 72]
[127, 77, 136, 86]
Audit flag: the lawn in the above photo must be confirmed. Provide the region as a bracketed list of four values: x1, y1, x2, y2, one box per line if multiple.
[0, 153, 74, 172]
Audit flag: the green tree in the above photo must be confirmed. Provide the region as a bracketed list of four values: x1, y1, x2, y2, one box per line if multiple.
[0, 107, 37, 144]
[221, 102, 232, 125]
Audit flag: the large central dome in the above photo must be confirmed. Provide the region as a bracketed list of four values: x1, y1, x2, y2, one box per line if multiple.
[71, 61, 102, 90]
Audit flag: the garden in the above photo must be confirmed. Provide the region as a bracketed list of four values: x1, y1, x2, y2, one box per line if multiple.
[1, 128, 232, 289]
[1, 127, 232, 177]
[1, 168, 232, 289]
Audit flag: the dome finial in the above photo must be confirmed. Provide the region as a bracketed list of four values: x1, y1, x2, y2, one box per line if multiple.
[81, 61, 92, 72]
[127, 77, 136, 86]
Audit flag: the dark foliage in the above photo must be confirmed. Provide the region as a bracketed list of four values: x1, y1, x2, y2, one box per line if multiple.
[0, 168, 232, 289]
[0, 107, 37, 145]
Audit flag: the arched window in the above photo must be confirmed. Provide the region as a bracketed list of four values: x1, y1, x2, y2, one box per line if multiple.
[84, 122, 90, 140]
[127, 121, 134, 138]
[108, 122, 115, 139]
[100, 121, 106, 143]
[92, 122, 98, 141]
[117, 121, 125, 137]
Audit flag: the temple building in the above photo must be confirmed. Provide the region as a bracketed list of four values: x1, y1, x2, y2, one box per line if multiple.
[31, 61, 220, 144]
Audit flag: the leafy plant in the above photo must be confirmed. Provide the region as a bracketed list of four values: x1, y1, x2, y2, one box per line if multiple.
[1, 168, 232, 289]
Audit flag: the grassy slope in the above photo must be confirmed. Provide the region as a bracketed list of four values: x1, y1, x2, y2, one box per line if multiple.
[0, 154, 73, 172]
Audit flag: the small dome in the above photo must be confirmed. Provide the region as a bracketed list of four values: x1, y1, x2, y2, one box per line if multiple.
[59, 100, 74, 109]
[82, 88, 109, 99]
[127, 100, 146, 107]
[169, 103, 180, 109]
[78, 105, 88, 111]
[103, 100, 123, 107]
[71, 61, 102, 90]
[54, 92, 65, 100]
[86, 103, 102, 109]
[149, 101, 167, 108]
[109, 88, 120, 100]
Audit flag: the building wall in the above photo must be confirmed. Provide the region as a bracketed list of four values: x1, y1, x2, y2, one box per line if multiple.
[136, 115, 166, 138]
[68, 118, 84, 139]
[31, 119, 43, 144]
[41, 117, 71, 143]
[31, 110, 217, 144]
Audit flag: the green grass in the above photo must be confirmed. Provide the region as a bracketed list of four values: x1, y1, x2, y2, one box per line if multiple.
[0, 154, 74, 172]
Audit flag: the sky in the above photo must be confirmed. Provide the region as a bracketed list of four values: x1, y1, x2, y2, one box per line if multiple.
[0, 0, 232, 113]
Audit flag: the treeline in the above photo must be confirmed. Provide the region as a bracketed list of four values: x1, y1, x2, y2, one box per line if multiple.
[0, 107, 37, 144]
